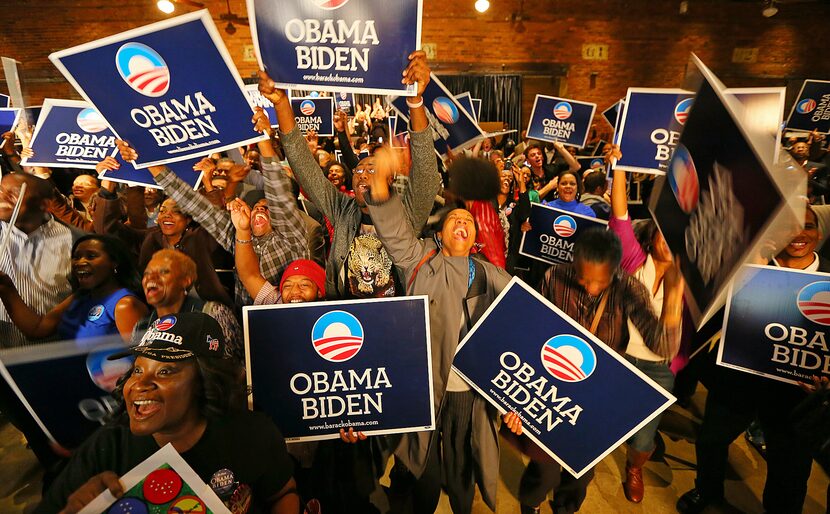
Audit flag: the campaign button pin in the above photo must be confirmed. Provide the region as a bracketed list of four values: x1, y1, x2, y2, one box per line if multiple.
[210, 468, 236, 497]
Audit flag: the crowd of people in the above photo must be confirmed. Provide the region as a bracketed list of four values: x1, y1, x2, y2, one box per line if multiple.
[0, 50, 827, 514]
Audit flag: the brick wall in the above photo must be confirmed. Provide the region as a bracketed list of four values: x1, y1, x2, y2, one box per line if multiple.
[1, 0, 828, 127]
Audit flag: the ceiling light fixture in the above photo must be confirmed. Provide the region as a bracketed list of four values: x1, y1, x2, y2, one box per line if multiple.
[475, 0, 490, 13]
[762, 0, 778, 17]
[157, 0, 174, 13]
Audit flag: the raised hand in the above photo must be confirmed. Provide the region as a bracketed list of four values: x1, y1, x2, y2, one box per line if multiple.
[115, 140, 138, 162]
[333, 110, 348, 133]
[257, 70, 288, 106]
[252, 106, 273, 136]
[226, 197, 252, 232]
[402, 50, 431, 98]
[95, 156, 121, 175]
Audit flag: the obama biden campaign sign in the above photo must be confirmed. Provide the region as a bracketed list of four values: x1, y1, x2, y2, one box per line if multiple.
[452, 279, 675, 478]
[248, 0, 423, 96]
[50, 10, 266, 169]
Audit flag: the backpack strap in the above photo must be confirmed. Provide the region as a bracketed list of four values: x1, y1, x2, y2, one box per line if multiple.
[408, 249, 438, 289]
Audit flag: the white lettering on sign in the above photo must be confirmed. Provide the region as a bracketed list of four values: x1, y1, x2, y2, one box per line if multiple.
[285, 19, 379, 73]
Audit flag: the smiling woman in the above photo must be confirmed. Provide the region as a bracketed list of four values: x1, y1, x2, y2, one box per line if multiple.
[36, 312, 299, 514]
[0, 234, 148, 343]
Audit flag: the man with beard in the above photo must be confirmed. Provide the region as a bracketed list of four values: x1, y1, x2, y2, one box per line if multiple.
[258, 51, 441, 300]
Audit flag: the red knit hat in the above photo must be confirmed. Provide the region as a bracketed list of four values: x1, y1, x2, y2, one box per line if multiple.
[280, 259, 326, 297]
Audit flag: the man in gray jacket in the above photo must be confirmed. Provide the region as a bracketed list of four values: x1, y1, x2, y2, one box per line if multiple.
[258, 51, 441, 300]
[364, 149, 514, 514]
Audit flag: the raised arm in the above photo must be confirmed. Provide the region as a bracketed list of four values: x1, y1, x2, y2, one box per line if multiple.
[364, 148, 430, 278]
[259, 71, 347, 222]
[399, 51, 441, 232]
[605, 145, 646, 273]
[0, 273, 71, 339]
[554, 141, 580, 173]
[228, 199, 267, 301]
[114, 140, 236, 252]
[253, 108, 307, 245]
[334, 110, 360, 170]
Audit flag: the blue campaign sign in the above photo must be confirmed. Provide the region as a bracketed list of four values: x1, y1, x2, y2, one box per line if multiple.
[248, 0, 422, 96]
[98, 153, 203, 190]
[526, 95, 596, 148]
[244, 84, 278, 128]
[389, 73, 487, 157]
[291, 96, 334, 136]
[335, 91, 356, 116]
[453, 279, 674, 477]
[649, 56, 788, 328]
[786, 79, 830, 134]
[719, 265, 830, 385]
[49, 10, 266, 169]
[519, 203, 608, 265]
[454, 92, 478, 123]
[243, 296, 435, 441]
[577, 156, 606, 173]
[615, 88, 695, 175]
[0, 94, 9, 108]
[23, 99, 117, 169]
[471, 98, 482, 121]
[602, 100, 622, 130]
[0, 108, 21, 134]
[0, 337, 133, 448]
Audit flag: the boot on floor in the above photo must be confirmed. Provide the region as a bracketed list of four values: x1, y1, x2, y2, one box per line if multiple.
[623, 447, 653, 503]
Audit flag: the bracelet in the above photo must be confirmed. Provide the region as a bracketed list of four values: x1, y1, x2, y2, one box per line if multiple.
[406, 97, 424, 109]
[235, 237, 252, 245]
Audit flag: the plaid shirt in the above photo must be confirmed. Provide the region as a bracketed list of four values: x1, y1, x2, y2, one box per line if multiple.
[155, 159, 308, 308]
[540, 263, 681, 359]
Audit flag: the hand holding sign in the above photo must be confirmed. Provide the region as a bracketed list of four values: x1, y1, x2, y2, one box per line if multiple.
[257, 70, 288, 107]
[402, 50, 430, 98]
[115, 139, 138, 162]
[503, 412, 523, 435]
[252, 106, 273, 136]
[339, 427, 368, 443]
[95, 156, 121, 175]
[61, 471, 124, 514]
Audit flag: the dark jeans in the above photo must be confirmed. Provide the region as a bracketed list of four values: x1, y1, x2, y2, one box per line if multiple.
[519, 459, 594, 513]
[695, 367, 813, 513]
[625, 356, 674, 452]
[388, 391, 476, 514]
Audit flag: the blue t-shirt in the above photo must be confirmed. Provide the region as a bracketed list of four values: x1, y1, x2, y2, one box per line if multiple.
[57, 288, 134, 341]
[543, 198, 597, 218]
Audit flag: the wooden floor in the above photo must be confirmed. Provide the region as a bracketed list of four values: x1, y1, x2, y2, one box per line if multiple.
[2, 386, 828, 513]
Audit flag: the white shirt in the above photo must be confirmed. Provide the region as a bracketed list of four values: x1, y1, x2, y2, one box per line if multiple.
[625, 255, 669, 361]
[0, 217, 73, 348]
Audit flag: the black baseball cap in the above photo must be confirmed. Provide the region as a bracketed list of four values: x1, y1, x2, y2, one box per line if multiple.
[110, 312, 226, 362]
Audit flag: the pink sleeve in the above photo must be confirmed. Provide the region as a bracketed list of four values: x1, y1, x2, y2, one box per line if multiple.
[254, 283, 281, 305]
[608, 215, 647, 274]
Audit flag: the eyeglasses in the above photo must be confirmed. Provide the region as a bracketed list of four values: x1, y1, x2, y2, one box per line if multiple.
[353, 168, 375, 175]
